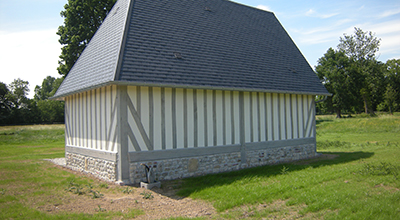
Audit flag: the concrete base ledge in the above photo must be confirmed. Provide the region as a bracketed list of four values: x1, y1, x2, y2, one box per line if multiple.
[140, 181, 161, 190]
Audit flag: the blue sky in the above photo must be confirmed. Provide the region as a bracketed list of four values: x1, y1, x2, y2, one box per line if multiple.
[1, 0, 399, 98]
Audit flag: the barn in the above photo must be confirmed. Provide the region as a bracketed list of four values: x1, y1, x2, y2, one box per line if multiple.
[52, 0, 330, 184]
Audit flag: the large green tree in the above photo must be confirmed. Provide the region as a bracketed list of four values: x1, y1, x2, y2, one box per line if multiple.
[337, 27, 381, 114]
[57, 0, 117, 77]
[316, 48, 356, 118]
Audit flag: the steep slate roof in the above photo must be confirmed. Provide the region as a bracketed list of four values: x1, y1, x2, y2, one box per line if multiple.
[53, 0, 329, 99]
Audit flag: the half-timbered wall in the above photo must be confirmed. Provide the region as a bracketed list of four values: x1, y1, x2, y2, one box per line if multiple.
[65, 85, 118, 152]
[125, 86, 315, 152]
[65, 85, 315, 153]
[64, 85, 316, 183]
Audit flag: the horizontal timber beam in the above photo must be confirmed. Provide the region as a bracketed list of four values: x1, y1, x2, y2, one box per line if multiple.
[128, 137, 316, 162]
[66, 145, 117, 161]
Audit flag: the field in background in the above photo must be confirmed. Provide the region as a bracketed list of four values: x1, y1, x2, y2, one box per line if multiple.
[0, 114, 399, 219]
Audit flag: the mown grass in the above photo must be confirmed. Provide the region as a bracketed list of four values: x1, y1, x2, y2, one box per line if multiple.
[1, 114, 400, 219]
[176, 113, 400, 219]
[0, 125, 143, 219]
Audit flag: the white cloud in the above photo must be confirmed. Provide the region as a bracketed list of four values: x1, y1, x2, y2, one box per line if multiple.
[379, 8, 400, 18]
[256, 5, 271, 12]
[0, 29, 61, 98]
[305, 8, 338, 19]
[305, 9, 315, 16]
[335, 19, 353, 26]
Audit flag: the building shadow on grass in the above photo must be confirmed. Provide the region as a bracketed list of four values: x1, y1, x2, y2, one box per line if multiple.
[170, 151, 373, 198]
[315, 118, 333, 125]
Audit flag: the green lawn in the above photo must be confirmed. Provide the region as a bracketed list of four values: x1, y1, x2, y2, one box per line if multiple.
[0, 114, 399, 219]
[177, 113, 400, 219]
[0, 125, 143, 219]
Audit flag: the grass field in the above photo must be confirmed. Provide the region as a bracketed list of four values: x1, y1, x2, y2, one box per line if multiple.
[0, 113, 399, 219]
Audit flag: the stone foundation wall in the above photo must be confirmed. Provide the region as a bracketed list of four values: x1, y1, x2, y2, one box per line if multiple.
[129, 144, 317, 184]
[66, 152, 117, 182]
[246, 144, 317, 167]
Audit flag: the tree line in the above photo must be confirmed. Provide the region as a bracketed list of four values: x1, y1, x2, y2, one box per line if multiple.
[315, 28, 399, 118]
[0, 77, 64, 125]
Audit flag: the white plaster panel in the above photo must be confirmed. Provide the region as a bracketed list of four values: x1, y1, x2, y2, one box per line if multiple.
[224, 91, 232, 145]
[175, 88, 185, 149]
[196, 89, 205, 147]
[243, 92, 251, 142]
[186, 89, 194, 148]
[266, 93, 273, 141]
[206, 90, 213, 146]
[164, 88, 173, 149]
[252, 92, 259, 142]
[215, 90, 224, 146]
[259, 93, 266, 142]
[140, 86, 150, 140]
[153, 87, 162, 150]
[233, 91, 241, 144]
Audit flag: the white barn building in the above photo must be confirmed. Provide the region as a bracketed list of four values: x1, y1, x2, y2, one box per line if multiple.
[52, 0, 330, 184]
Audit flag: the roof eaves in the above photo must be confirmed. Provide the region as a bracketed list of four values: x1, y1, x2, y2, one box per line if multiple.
[50, 80, 331, 100]
[113, 81, 332, 96]
[49, 82, 115, 101]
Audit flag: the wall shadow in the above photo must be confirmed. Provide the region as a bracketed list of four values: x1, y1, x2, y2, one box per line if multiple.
[315, 118, 333, 125]
[161, 151, 374, 198]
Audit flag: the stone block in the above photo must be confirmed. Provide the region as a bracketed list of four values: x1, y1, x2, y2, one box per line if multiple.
[188, 158, 199, 172]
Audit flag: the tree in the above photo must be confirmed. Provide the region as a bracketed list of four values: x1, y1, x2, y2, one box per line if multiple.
[7, 78, 30, 109]
[34, 76, 64, 100]
[315, 48, 356, 118]
[337, 27, 381, 114]
[384, 59, 400, 113]
[57, 0, 117, 77]
[0, 82, 11, 124]
[5, 79, 39, 124]
[34, 76, 56, 100]
[338, 27, 381, 61]
[37, 100, 65, 123]
[34, 76, 65, 123]
[366, 60, 386, 111]
[49, 77, 64, 97]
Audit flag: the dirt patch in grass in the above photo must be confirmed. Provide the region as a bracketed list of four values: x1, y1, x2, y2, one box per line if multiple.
[291, 154, 339, 165]
[374, 183, 400, 192]
[226, 199, 321, 219]
[36, 189, 215, 219]
[32, 165, 216, 219]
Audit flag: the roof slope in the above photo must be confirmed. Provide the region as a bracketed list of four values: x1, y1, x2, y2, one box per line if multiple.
[53, 0, 329, 99]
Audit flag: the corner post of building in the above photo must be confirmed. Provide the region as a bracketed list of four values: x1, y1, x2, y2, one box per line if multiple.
[312, 98, 317, 153]
[239, 91, 247, 166]
[116, 85, 130, 185]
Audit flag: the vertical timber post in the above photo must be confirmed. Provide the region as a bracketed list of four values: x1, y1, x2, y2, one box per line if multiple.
[312, 97, 317, 154]
[239, 91, 247, 165]
[116, 85, 130, 184]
